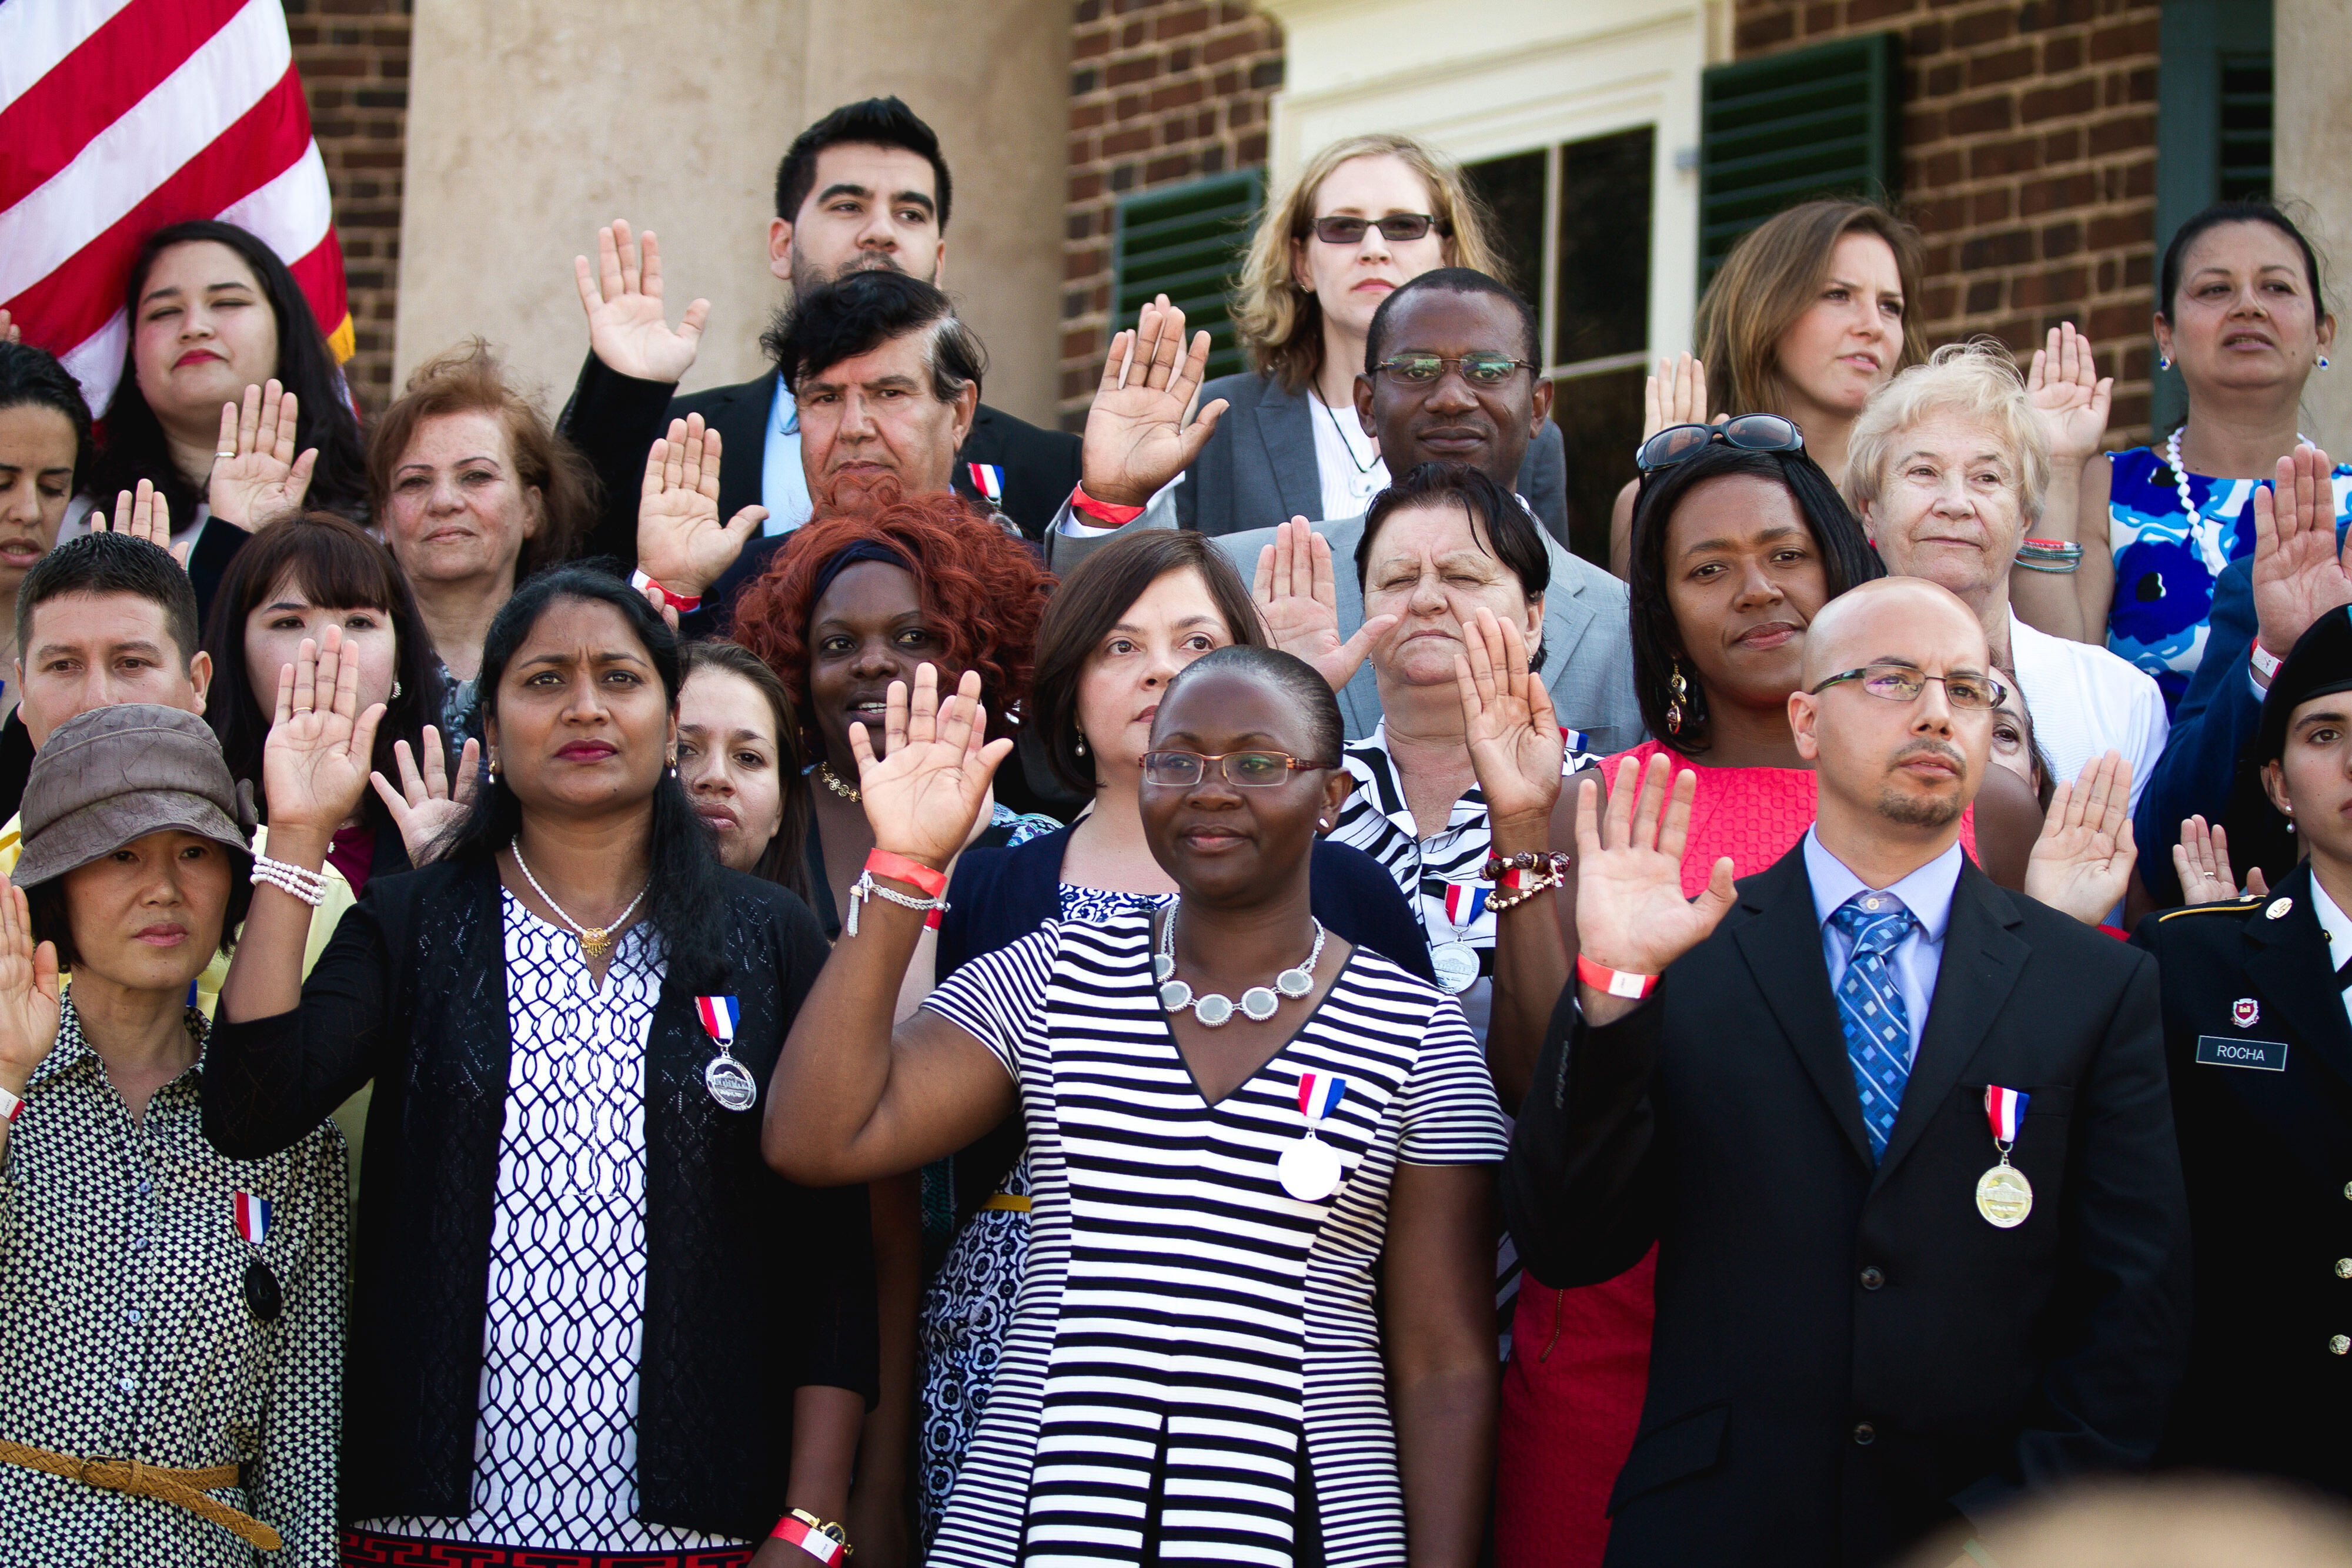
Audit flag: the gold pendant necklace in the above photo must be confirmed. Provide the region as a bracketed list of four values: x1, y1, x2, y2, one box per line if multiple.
[509, 838, 649, 960]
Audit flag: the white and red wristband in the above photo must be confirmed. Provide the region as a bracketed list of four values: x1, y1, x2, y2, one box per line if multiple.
[0, 1082, 24, 1124]
[630, 569, 703, 615]
[770, 1512, 847, 1565]
[1576, 953, 1659, 1000]
[2250, 639, 2283, 682]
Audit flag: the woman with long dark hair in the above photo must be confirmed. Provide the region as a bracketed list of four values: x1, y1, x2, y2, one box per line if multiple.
[206, 566, 873, 1566]
[678, 638, 814, 903]
[82, 221, 368, 604]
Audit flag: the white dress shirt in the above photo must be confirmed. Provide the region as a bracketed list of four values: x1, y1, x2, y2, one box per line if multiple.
[759, 376, 814, 536]
[2310, 875, 2352, 1029]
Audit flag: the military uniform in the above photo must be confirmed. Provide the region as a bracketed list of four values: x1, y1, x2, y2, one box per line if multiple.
[2132, 862, 2352, 1495]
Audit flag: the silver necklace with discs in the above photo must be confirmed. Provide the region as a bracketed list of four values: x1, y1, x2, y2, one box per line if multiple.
[1155, 902, 1324, 1026]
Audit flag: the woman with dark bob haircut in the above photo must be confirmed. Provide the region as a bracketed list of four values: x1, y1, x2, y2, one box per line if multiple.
[84, 220, 368, 615]
[730, 491, 1064, 940]
[202, 510, 446, 891]
[899, 527, 1437, 1549]
[207, 564, 875, 1560]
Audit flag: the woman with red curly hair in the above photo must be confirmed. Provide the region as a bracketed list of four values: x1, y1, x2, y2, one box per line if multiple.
[731, 491, 1062, 938]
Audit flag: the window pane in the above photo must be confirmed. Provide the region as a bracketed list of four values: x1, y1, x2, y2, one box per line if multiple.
[2219, 52, 2274, 200]
[1550, 363, 1645, 567]
[1554, 126, 1654, 366]
[1465, 149, 1547, 305]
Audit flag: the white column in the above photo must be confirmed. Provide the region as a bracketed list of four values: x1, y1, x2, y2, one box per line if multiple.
[2274, 0, 2352, 449]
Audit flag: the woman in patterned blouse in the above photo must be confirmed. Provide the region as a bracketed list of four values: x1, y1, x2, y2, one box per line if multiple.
[0, 703, 345, 1567]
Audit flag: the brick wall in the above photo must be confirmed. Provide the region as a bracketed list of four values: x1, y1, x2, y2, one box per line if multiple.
[286, 0, 412, 414]
[1735, 0, 2161, 442]
[1061, 0, 1286, 429]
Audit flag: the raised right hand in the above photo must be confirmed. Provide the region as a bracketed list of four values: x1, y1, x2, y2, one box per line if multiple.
[639, 414, 765, 598]
[371, 727, 479, 865]
[263, 624, 387, 835]
[848, 665, 1015, 871]
[1455, 607, 1562, 828]
[0, 877, 61, 1092]
[573, 220, 708, 385]
[1642, 353, 1715, 441]
[1078, 296, 1230, 507]
[2250, 443, 2348, 667]
[2174, 814, 2268, 904]
[1574, 753, 1735, 981]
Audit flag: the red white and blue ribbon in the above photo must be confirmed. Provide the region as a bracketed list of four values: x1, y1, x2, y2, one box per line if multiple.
[1443, 882, 1489, 929]
[1297, 1071, 1347, 1128]
[696, 995, 740, 1045]
[966, 463, 1006, 509]
[232, 1191, 272, 1248]
[1984, 1085, 2029, 1144]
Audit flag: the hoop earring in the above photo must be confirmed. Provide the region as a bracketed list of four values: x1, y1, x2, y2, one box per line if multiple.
[1666, 663, 1690, 735]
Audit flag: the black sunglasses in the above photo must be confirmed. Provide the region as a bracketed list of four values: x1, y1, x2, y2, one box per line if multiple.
[1635, 413, 1805, 474]
[1310, 213, 1444, 245]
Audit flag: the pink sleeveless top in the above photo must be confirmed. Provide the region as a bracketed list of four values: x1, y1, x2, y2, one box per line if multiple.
[1495, 740, 1975, 1568]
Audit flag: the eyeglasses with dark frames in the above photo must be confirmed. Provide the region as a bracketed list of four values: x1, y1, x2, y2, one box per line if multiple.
[1635, 413, 1806, 474]
[1809, 661, 2009, 711]
[1138, 749, 1337, 788]
[1311, 213, 1444, 245]
[1372, 353, 1539, 388]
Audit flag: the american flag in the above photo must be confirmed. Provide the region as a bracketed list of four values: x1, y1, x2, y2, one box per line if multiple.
[0, 0, 353, 415]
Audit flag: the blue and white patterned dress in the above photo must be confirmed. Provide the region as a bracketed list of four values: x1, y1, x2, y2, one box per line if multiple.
[920, 908, 1506, 1565]
[2103, 444, 2352, 714]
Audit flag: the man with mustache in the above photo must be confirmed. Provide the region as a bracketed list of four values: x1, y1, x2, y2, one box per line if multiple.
[1499, 575, 2189, 1566]
[1851, 342, 2167, 818]
[559, 96, 1080, 567]
[1050, 269, 1641, 748]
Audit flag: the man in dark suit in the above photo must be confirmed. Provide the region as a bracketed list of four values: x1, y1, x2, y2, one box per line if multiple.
[2133, 605, 2352, 1497]
[557, 97, 1079, 590]
[1503, 575, 2189, 1566]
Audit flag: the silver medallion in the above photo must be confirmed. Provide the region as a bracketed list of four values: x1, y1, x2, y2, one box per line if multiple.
[704, 1051, 759, 1112]
[1430, 942, 1480, 995]
[1278, 1136, 1344, 1201]
[1240, 987, 1280, 1021]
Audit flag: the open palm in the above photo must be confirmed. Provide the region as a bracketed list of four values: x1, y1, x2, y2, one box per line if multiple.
[0, 878, 60, 1086]
[2024, 323, 2113, 464]
[208, 379, 318, 530]
[372, 727, 479, 865]
[573, 220, 708, 384]
[1575, 753, 1735, 978]
[264, 626, 386, 834]
[639, 416, 764, 596]
[2023, 751, 2136, 923]
[1252, 519, 1396, 693]
[1079, 297, 1229, 506]
[2251, 443, 2349, 659]
[1455, 607, 1562, 826]
[850, 666, 1014, 869]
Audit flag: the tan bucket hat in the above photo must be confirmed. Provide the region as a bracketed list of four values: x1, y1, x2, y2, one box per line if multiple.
[12, 704, 256, 888]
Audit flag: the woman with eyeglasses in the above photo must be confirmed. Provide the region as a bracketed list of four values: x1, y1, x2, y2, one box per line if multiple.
[767, 644, 1505, 1568]
[1171, 132, 1566, 538]
[1607, 199, 1926, 580]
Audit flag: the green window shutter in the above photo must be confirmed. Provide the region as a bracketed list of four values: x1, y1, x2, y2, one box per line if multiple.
[1112, 171, 1264, 383]
[1697, 32, 1901, 286]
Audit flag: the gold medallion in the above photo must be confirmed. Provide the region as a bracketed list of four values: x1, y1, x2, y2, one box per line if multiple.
[1976, 1162, 2033, 1228]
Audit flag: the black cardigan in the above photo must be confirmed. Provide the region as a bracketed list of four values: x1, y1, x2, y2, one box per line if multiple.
[203, 857, 876, 1537]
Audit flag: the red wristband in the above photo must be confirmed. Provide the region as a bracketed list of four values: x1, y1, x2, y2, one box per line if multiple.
[926, 906, 944, 930]
[1576, 952, 1659, 999]
[630, 568, 703, 614]
[866, 848, 947, 898]
[0, 1082, 24, 1124]
[2019, 537, 2072, 551]
[770, 1514, 847, 1566]
[1068, 482, 1146, 528]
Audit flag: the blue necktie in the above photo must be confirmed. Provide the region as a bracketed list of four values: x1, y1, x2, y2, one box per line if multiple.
[1833, 894, 1914, 1162]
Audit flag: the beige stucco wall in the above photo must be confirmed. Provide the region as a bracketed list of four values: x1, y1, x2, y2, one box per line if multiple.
[393, 0, 1070, 426]
[2276, 0, 2352, 450]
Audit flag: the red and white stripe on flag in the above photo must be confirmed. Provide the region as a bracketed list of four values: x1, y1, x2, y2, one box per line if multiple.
[0, 0, 355, 417]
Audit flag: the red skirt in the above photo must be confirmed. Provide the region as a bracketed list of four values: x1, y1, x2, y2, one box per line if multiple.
[1494, 1246, 1658, 1568]
[340, 1529, 751, 1567]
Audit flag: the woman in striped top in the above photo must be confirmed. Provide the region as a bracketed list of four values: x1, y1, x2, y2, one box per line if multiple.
[767, 644, 1504, 1566]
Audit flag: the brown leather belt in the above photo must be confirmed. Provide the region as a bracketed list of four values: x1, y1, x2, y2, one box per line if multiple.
[0, 1438, 281, 1549]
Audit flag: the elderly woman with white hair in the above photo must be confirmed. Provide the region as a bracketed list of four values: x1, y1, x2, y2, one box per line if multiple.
[1845, 341, 2169, 814]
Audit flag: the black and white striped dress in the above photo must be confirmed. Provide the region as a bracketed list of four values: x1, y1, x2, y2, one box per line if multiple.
[921, 907, 1506, 1566]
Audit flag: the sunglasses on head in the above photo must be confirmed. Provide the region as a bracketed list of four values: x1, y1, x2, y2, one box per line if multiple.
[1309, 213, 1444, 245]
[1635, 413, 1806, 474]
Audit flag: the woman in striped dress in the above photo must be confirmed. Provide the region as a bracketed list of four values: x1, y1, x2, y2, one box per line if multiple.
[767, 644, 1504, 1566]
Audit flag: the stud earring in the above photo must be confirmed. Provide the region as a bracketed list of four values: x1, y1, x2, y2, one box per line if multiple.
[2322, 356, 2332, 369]
[1666, 663, 1690, 735]
[2159, 355, 2172, 371]
[487, 752, 500, 781]
[392, 678, 403, 699]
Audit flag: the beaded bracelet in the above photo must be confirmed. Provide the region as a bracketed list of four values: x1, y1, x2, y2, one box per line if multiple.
[249, 852, 329, 908]
[1481, 851, 1570, 882]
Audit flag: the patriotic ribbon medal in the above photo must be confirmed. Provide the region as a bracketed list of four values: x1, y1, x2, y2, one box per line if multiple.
[233, 1192, 283, 1324]
[1279, 1072, 1348, 1201]
[1975, 1085, 2033, 1229]
[966, 463, 1007, 509]
[697, 995, 757, 1112]
[1431, 882, 1486, 996]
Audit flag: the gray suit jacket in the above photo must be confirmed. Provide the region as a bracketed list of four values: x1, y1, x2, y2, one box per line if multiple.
[1213, 512, 1643, 747]
[1174, 370, 1570, 543]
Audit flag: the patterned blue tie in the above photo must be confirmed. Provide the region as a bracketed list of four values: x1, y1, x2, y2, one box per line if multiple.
[1832, 894, 1914, 1162]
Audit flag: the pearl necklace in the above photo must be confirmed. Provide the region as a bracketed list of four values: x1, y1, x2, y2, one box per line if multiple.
[2166, 424, 2314, 523]
[509, 837, 649, 960]
[1154, 905, 1325, 1027]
